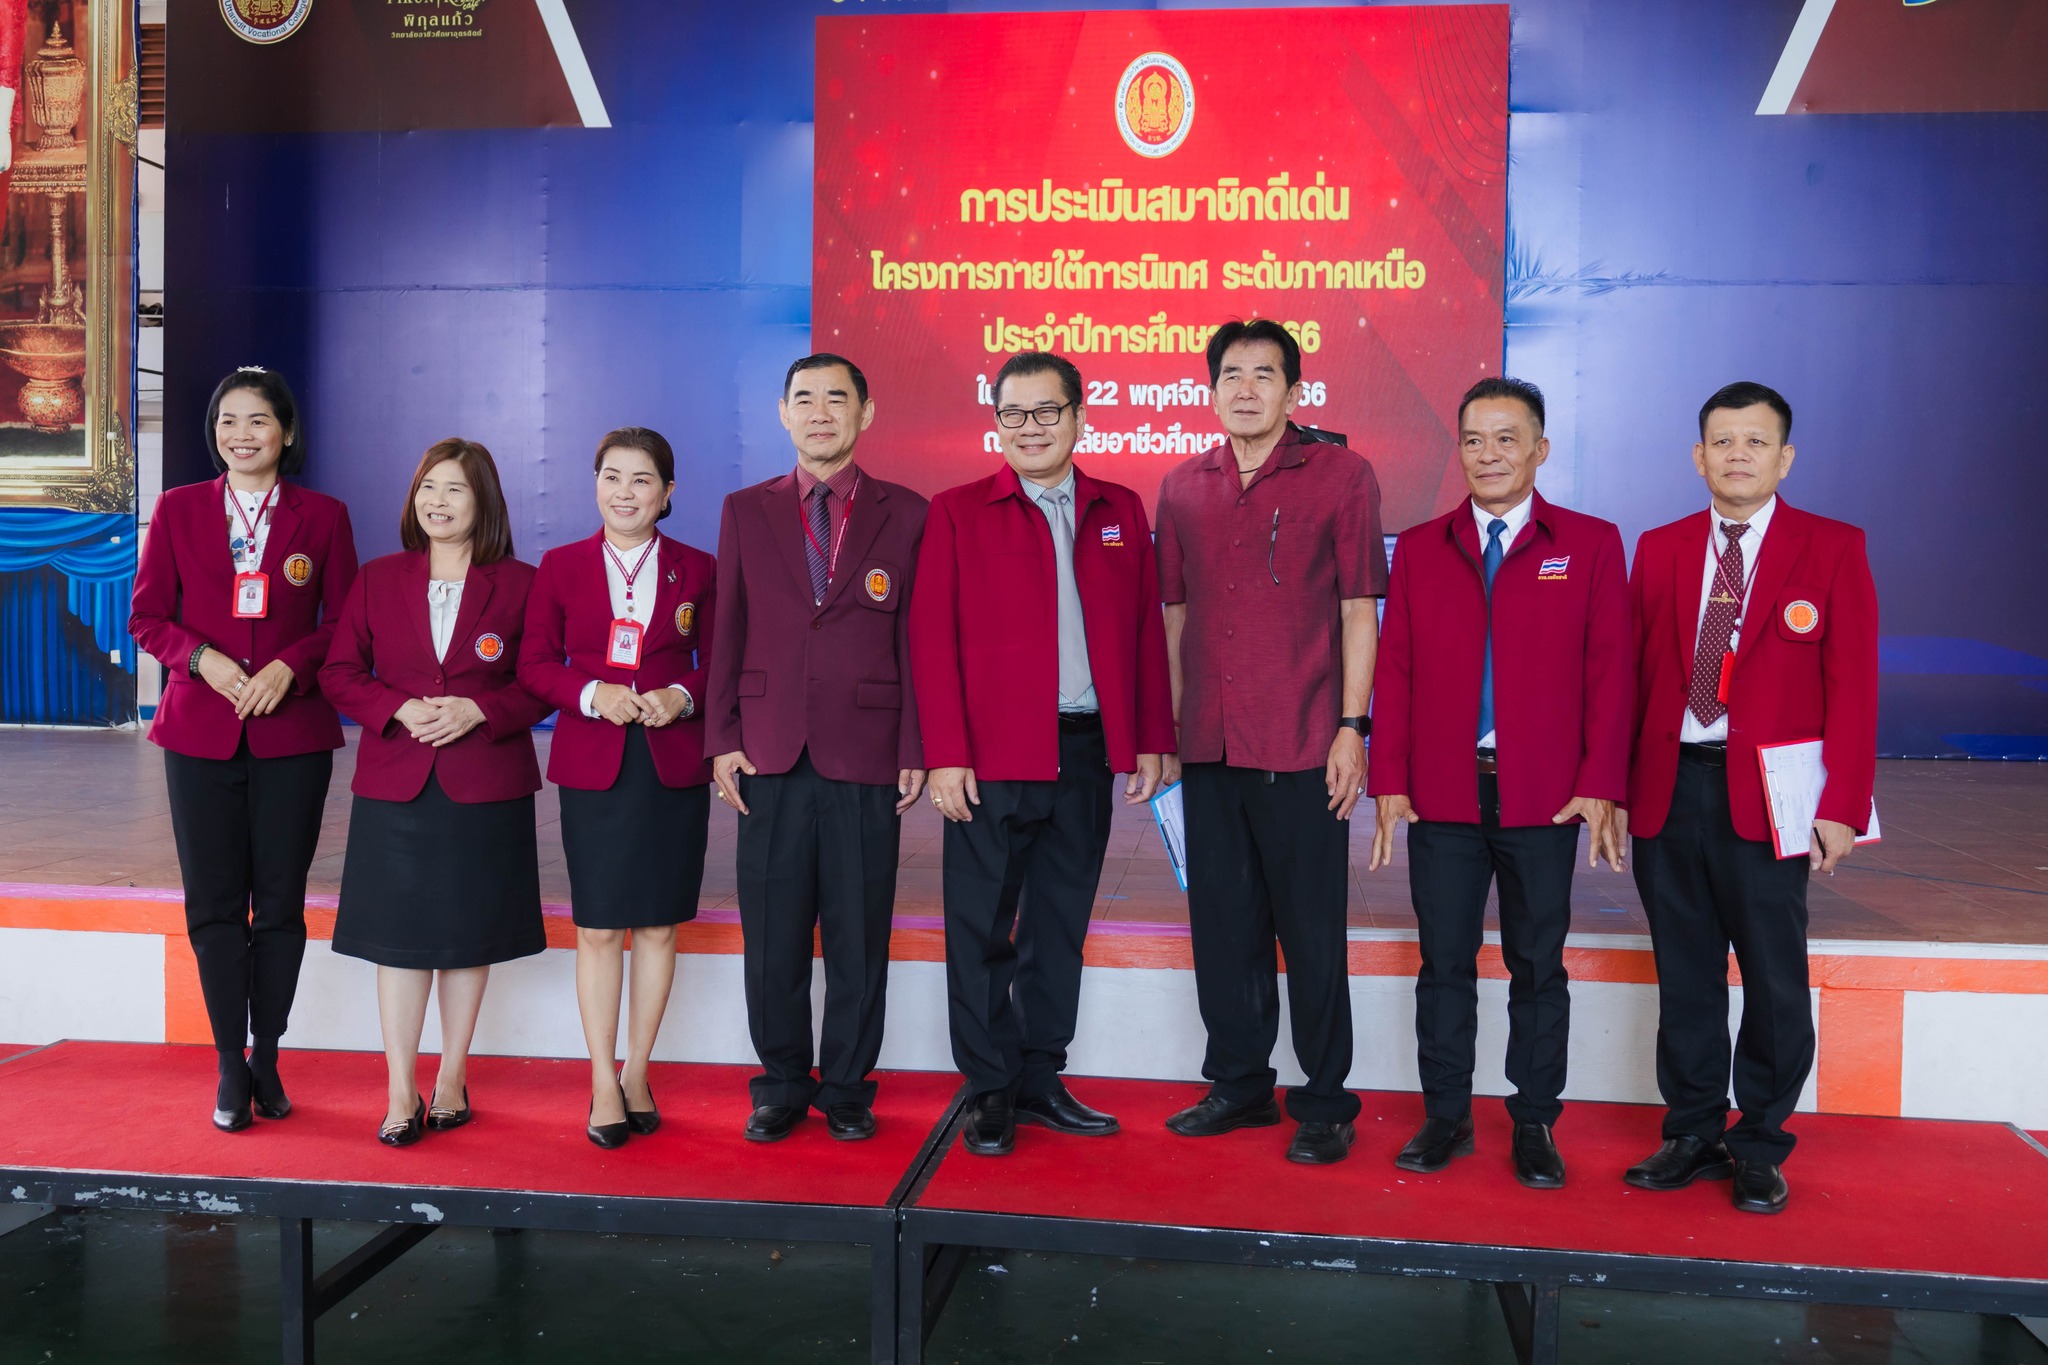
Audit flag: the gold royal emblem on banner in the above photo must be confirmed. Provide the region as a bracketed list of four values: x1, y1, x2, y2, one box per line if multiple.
[1115, 52, 1195, 159]
[220, 0, 313, 45]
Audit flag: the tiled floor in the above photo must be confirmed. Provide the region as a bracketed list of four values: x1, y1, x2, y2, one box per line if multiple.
[3, 728, 2046, 944]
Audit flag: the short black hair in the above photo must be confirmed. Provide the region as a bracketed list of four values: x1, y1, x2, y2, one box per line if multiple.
[784, 353, 869, 406]
[1206, 318, 1302, 388]
[1458, 376, 1546, 433]
[594, 426, 678, 522]
[994, 351, 1083, 409]
[205, 367, 305, 476]
[1699, 381, 1792, 441]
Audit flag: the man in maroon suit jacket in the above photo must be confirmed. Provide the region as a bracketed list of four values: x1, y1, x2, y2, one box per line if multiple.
[1368, 377, 1631, 1188]
[1622, 381, 1879, 1215]
[704, 354, 928, 1143]
[910, 351, 1175, 1156]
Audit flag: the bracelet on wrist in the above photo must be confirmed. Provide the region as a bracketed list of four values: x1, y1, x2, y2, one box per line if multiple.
[188, 644, 209, 678]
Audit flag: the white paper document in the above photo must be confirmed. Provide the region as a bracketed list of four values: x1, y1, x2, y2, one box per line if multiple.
[1757, 739, 1881, 860]
[1150, 781, 1189, 890]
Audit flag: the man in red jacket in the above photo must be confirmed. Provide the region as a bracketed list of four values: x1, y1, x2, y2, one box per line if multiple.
[1367, 377, 1631, 1188]
[1623, 381, 1878, 1215]
[910, 351, 1175, 1156]
[705, 354, 928, 1144]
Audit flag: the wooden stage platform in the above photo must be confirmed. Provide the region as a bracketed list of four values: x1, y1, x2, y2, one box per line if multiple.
[2, 728, 2047, 1129]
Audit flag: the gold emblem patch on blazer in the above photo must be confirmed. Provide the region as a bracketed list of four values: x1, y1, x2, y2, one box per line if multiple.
[675, 602, 696, 636]
[282, 553, 313, 587]
[865, 569, 891, 601]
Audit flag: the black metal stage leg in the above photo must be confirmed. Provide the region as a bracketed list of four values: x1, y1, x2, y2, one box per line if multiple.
[896, 1234, 970, 1365]
[869, 1238, 897, 1365]
[278, 1217, 439, 1364]
[1492, 1280, 1562, 1365]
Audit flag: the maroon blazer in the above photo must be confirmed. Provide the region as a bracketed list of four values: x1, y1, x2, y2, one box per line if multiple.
[518, 531, 716, 790]
[1626, 499, 1879, 842]
[319, 552, 548, 804]
[131, 476, 359, 760]
[704, 469, 927, 786]
[910, 464, 1176, 781]
[1368, 494, 1632, 826]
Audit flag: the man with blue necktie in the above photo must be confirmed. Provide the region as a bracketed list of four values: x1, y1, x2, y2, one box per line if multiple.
[1368, 377, 1632, 1187]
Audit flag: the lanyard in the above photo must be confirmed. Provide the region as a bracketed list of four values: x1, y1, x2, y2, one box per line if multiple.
[799, 473, 859, 584]
[230, 485, 279, 565]
[602, 537, 658, 609]
[1710, 524, 1762, 622]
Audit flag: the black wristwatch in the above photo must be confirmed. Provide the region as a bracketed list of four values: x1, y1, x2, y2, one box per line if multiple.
[1337, 716, 1371, 736]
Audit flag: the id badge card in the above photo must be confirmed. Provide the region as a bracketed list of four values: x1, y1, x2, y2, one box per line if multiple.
[607, 618, 644, 670]
[233, 571, 270, 619]
[1716, 650, 1736, 704]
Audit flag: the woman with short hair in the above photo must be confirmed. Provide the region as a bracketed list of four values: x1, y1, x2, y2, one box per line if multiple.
[321, 438, 548, 1146]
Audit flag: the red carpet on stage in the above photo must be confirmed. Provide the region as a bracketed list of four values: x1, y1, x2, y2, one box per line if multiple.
[0, 1042, 959, 1209]
[913, 1080, 2048, 1284]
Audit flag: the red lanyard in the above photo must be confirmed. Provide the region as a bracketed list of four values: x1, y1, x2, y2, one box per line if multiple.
[799, 473, 859, 583]
[602, 537, 658, 610]
[1710, 525, 1762, 620]
[230, 485, 279, 564]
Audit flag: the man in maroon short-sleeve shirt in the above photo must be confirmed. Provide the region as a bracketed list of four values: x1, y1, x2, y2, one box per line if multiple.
[1155, 319, 1388, 1165]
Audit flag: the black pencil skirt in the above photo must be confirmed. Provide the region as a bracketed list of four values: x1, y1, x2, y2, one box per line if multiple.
[558, 724, 710, 930]
[332, 772, 545, 970]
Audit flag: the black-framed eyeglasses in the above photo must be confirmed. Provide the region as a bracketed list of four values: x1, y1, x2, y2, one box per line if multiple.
[995, 401, 1076, 429]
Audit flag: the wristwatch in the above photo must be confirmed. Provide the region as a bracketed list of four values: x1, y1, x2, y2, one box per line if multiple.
[1337, 716, 1371, 736]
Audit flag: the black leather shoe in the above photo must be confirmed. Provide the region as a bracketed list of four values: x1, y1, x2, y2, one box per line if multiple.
[1287, 1120, 1356, 1165]
[1016, 1082, 1120, 1136]
[1511, 1122, 1566, 1189]
[587, 1089, 631, 1149]
[249, 1048, 290, 1120]
[379, 1096, 425, 1148]
[1394, 1115, 1475, 1173]
[1164, 1094, 1283, 1137]
[427, 1085, 472, 1132]
[213, 1054, 253, 1132]
[1732, 1159, 1789, 1214]
[744, 1104, 805, 1143]
[624, 1080, 660, 1136]
[1623, 1135, 1735, 1190]
[961, 1090, 1015, 1156]
[825, 1102, 876, 1141]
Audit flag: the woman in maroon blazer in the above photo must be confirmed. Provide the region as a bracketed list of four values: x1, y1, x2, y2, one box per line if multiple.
[518, 427, 715, 1147]
[320, 438, 549, 1146]
[130, 367, 358, 1133]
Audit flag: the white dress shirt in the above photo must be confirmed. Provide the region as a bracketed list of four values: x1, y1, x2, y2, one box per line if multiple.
[1680, 494, 1777, 744]
[577, 536, 693, 719]
[226, 484, 275, 573]
[427, 579, 464, 664]
[1472, 493, 1533, 750]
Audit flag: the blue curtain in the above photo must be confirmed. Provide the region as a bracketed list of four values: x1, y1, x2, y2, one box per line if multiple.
[0, 509, 138, 725]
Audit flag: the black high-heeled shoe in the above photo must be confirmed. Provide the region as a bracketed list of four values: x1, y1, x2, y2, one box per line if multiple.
[250, 1047, 291, 1120]
[379, 1096, 426, 1147]
[624, 1077, 660, 1136]
[426, 1085, 471, 1131]
[213, 1053, 253, 1133]
[587, 1087, 630, 1149]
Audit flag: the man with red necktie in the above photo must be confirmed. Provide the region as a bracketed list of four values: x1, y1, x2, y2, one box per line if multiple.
[1622, 381, 1879, 1215]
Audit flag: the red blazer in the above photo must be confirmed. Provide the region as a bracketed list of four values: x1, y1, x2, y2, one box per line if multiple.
[517, 531, 715, 790]
[1368, 494, 1632, 826]
[910, 464, 1176, 781]
[131, 476, 359, 760]
[704, 469, 927, 786]
[1626, 499, 1879, 842]
[319, 552, 548, 804]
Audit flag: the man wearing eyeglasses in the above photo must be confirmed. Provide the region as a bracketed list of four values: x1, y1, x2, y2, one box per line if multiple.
[1154, 318, 1387, 1165]
[910, 350, 1176, 1157]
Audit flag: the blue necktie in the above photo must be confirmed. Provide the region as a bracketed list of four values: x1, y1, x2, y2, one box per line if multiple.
[1478, 518, 1507, 742]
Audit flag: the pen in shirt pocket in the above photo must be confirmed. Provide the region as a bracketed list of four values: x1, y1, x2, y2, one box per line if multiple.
[1268, 508, 1281, 585]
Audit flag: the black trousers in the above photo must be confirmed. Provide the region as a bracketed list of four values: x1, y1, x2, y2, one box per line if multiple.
[1632, 751, 1814, 1164]
[942, 720, 1111, 1100]
[163, 739, 333, 1051]
[735, 751, 900, 1109]
[1407, 773, 1578, 1127]
[1183, 763, 1360, 1124]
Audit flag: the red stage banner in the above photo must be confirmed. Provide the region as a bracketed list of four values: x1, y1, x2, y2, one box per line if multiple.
[812, 6, 1508, 528]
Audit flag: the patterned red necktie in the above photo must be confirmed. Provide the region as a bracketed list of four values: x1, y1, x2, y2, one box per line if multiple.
[1687, 522, 1749, 726]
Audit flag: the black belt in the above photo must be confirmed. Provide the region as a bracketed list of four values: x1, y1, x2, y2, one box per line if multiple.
[1057, 711, 1102, 733]
[1679, 741, 1728, 768]
[1475, 748, 1498, 774]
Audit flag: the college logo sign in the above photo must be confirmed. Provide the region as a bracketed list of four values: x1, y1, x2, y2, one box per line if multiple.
[220, 0, 313, 44]
[1115, 52, 1194, 159]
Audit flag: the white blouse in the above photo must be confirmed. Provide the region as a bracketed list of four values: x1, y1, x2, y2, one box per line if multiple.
[577, 536, 692, 719]
[427, 579, 464, 663]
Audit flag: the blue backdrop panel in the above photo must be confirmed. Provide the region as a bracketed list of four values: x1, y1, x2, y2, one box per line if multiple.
[0, 509, 139, 726]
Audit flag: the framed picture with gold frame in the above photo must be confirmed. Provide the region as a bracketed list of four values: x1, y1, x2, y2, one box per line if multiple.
[0, 0, 136, 510]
